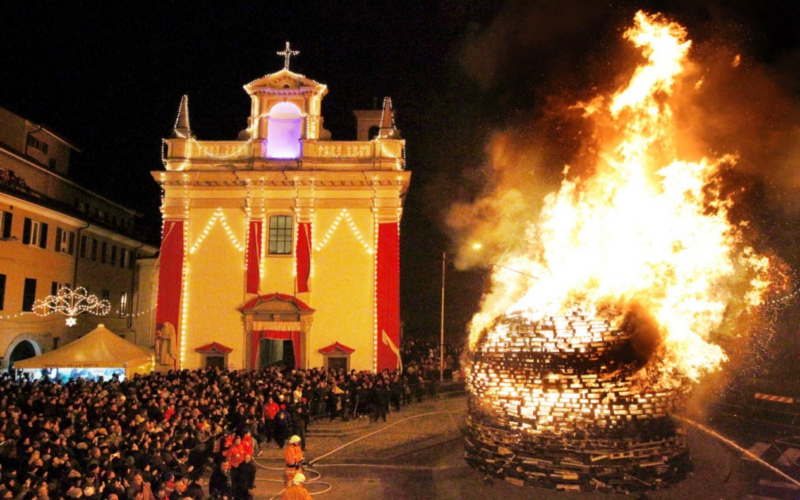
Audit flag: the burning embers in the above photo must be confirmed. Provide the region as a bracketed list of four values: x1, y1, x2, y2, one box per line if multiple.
[466, 311, 690, 492]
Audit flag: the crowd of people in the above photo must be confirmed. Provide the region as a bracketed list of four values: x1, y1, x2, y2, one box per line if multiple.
[0, 340, 460, 500]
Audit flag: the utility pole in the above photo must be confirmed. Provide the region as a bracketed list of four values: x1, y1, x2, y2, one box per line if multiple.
[440, 251, 446, 383]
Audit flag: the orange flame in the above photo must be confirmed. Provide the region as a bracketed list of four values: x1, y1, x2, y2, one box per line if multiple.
[470, 12, 775, 385]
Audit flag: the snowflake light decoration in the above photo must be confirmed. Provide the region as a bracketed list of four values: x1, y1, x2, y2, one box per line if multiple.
[33, 287, 111, 326]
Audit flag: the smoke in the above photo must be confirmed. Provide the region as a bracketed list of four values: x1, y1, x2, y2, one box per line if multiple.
[446, 1, 800, 272]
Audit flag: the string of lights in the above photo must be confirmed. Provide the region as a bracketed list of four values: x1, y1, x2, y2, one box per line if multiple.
[113, 305, 155, 318]
[314, 209, 373, 255]
[180, 175, 190, 367]
[189, 208, 245, 254]
[32, 287, 110, 326]
[372, 181, 380, 373]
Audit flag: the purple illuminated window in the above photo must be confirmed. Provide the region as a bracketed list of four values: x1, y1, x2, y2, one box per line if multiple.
[266, 102, 302, 159]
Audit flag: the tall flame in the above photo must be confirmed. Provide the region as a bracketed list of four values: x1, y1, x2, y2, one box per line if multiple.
[470, 12, 775, 384]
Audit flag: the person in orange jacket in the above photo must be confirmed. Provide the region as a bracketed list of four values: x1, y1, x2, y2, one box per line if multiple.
[281, 473, 312, 500]
[283, 435, 304, 487]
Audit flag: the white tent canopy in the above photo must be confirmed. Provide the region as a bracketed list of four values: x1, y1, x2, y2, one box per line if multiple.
[15, 324, 152, 378]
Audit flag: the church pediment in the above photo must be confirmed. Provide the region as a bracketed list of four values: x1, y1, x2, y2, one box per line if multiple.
[244, 69, 325, 94]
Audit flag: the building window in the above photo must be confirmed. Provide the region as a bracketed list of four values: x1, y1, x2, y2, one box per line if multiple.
[50, 281, 68, 296]
[120, 292, 129, 316]
[268, 215, 293, 255]
[55, 228, 70, 253]
[0, 274, 5, 311]
[48, 159, 57, 170]
[111, 245, 117, 266]
[120, 248, 127, 268]
[0, 211, 12, 240]
[22, 278, 36, 312]
[22, 218, 48, 249]
[26, 135, 48, 154]
[91, 239, 97, 260]
[80, 235, 87, 258]
[101, 242, 108, 264]
[102, 289, 110, 302]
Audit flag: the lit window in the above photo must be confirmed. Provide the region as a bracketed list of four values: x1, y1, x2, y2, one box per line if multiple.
[120, 292, 129, 316]
[268, 215, 293, 255]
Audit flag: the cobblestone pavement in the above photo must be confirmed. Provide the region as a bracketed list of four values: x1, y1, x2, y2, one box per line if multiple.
[251, 395, 774, 500]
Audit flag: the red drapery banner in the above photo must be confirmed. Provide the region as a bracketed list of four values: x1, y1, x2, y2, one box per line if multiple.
[376, 222, 400, 372]
[251, 330, 301, 369]
[246, 221, 262, 295]
[156, 220, 185, 369]
[296, 222, 311, 293]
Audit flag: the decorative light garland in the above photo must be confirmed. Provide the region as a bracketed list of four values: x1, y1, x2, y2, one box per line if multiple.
[33, 287, 110, 326]
[114, 305, 154, 318]
[187, 138, 252, 160]
[373, 191, 379, 373]
[309, 178, 316, 280]
[180, 175, 190, 368]
[173, 95, 191, 138]
[314, 209, 373, 255]
[260, 178, 266, 292]
[189, 208, 245, 254]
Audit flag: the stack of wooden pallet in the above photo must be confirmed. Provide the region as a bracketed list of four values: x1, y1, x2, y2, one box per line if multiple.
[465, 311, 691, 492]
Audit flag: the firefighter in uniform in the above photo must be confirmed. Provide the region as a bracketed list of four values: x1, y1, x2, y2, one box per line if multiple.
[283, 435, 304, 487]
[281, 473, 312, 500]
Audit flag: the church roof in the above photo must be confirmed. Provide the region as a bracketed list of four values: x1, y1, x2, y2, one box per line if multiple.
[243, 69, 326, 94]
[239, 293, 315, 313]
[195, 342, 233, 354]
[318, 342, 355, 355]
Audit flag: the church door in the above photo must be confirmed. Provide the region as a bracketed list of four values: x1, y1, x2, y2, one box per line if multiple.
[258, 339, 296, 369]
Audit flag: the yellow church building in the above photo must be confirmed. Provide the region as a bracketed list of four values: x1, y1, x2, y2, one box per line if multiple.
[153, 46, 410, 373]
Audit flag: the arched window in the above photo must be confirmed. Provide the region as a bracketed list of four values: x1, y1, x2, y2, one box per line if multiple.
[266, 102, 302, 159]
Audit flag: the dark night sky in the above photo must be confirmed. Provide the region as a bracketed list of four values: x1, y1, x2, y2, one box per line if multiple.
[1, 1, 799, 347]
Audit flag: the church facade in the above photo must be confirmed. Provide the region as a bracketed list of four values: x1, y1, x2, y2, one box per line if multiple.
[153, 56, 409, 373]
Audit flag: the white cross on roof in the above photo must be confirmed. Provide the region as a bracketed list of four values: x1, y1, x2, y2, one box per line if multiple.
[277, 41, 299, 70]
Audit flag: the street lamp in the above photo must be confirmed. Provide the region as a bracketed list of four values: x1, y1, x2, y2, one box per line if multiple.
[440, 252, 446, 383]
[440, 243, 483, 383]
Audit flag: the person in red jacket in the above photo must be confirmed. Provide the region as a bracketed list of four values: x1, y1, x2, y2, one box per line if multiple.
[224, 435, 245, 469]
[262, 396, 279, 444]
